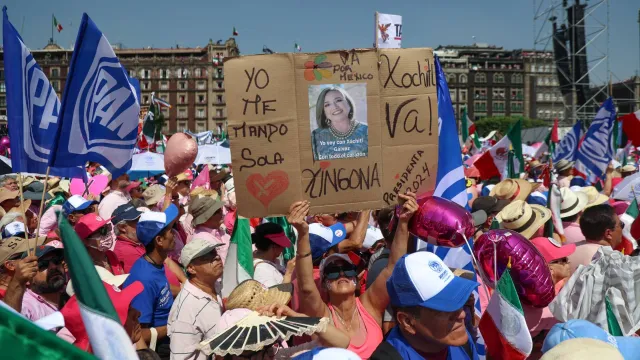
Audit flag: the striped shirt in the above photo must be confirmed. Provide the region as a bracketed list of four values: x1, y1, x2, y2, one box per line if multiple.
[167, 280, 222, 360]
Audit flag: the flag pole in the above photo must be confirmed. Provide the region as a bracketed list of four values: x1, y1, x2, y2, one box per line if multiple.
[17, 173, 32, 256]
[33, 166, 51, 249]
[51, 14, 54, 43]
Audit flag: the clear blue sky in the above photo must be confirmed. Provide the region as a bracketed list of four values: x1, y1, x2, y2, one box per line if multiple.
[3, 0, 639, 81]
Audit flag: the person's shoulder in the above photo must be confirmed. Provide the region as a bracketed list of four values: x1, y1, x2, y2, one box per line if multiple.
[370, 340, 403, 360]
[312, 127, 330, 137]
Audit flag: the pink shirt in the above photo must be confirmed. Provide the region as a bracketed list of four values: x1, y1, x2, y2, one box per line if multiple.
[21, 289, 75, 343]
[562, 222, 584, 245]
[188, 226, 230, 265]
[568, 242, 603, 273]
[98, 190, 131, 219]
[558, 176, 572, 188]
[39, 205, 62, 236]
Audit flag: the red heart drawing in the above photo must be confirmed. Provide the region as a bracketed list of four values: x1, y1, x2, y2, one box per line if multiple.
[424, 65, 429, 71]
[246, 171, 290, 208]
[395, 173, 400, 179]
[319, 161, 331, 170]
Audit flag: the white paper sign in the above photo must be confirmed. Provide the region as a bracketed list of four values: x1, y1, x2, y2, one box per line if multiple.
[376, 13, 402, 49]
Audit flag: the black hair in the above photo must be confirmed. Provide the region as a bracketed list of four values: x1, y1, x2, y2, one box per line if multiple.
[252, 222, 285, 252]
[136, 349, 161, 360]
[144, 227, 172, 255]
[579, 204, 617, 241]
[561, 213, 579, 223]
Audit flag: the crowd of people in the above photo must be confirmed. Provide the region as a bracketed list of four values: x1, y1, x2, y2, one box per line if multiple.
[1, 150, 640, 359]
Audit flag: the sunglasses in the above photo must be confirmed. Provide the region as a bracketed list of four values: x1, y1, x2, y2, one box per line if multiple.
[324, 265, 357, 280]
[549, 257, 569, 265]
[96, 223, 113, 236]
[38, 255, 64, 271]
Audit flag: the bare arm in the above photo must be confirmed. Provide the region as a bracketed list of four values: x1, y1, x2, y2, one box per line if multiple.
[289, 201, 327, 318]
[603, 164, 614, 196]
[3, 256, 38, 313]
[361, 193, 417, 321]
[337, 210, 371, 253]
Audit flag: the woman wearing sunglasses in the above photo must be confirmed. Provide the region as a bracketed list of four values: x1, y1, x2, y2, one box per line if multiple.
[289, 192, 418, 359]
[74, 213, 125, 276]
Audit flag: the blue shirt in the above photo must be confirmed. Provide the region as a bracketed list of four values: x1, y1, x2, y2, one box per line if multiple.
[123, 257, 173, 327]
[383, 326, 479, 360]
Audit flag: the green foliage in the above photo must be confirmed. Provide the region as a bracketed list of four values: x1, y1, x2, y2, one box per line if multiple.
[474, 116, 547, 137]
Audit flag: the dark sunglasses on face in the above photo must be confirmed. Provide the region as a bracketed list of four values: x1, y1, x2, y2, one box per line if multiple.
[324, 265, 357, 280]
[96, 224, 112, 236]
[38, 255, 64, 271]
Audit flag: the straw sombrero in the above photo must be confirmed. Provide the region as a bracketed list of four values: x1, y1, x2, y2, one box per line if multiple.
[497, 200, 551, 239]
[559, 187, 588, 218]
[580, 186, 609, 208]
[490, 179, 539, 202]
[224, 279, 292, 311]
[555, 160, 575, 172]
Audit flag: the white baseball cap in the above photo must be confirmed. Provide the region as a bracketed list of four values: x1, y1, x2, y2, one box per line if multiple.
[386, 252, 479, 312]
[308, 223, 347, 259]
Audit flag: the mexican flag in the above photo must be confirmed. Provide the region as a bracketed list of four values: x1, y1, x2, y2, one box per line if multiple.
[461, 107, 475, 141]
[53, 16, 63, 32]
[479, 268, 532, 360]
[0, 302, 95, 359]
[142, 95, 158, 144]
[620, 197, 639, 252]
[57, 213, 138, 359]
[295, 43, 301, 52]
[475, 120, 524, 180]
[221, 216, 253, 298]
[606, 296, 623, 336]
[533, 119, 559, 159]
[232, 26, 238, 36]
[621, 110, 640, 147]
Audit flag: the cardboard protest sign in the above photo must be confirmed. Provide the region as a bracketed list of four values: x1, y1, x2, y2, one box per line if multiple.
[225, 48, 438, 217]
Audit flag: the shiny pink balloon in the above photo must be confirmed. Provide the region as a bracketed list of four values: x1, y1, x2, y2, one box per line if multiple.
[474, 229, 554, 308]
[0, 137, 9, 149]
[403, 195, 475, 248]
[163, 133, 197, 177]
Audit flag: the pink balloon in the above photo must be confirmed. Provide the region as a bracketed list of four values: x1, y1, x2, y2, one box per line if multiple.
[163, 133, 197, 177]
[474, 229, 554, 308]
[0, 137, 9, 148]
[402, 196, 475, 248]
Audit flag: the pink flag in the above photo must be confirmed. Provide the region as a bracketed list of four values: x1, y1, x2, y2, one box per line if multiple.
[191, 164, 210, 190]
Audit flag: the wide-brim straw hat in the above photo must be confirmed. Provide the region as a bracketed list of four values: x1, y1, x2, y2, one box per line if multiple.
[559, 187, 589, 218]
[490, 179, 539, 202]
[541, 338, 623, 360]
[225, 279, 292, 311]
[497, 200, 551, 239]
[555, 160, 575, 172]
[580, 186, 609, 208]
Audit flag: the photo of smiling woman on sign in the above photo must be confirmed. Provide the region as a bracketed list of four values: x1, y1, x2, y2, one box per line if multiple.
[309, 84, 368, 161]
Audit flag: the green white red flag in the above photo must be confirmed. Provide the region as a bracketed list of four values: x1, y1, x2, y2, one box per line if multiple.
[475, 120, 524, 180]
[221, 216, 254, 298]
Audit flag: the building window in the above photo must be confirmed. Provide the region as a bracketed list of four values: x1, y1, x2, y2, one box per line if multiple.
[196, 108, 206, 119]
[474, 113, 486, 121]
[447, 73, 456, 84]
[51, 81, 59, 91]
[161, 107, 170, 118]
[552, 78, 558, 86]
[544, 65, 551, 73]
[142, 81, 150, 90]
[196, 122, 206, 132]
[449, 90, 456, 102]
[177, 81, 186, 90]
[140, 69, 150, 79]
[142, 95, 149, 104]
[50, 68, 60, 77]
[159, 69, 170, 79]
[510, 101, 523, 112]
[511, 89, 524, 100]
[176, 68, 189, 78]
[474, 88, 487, 100]
[196, 81, 206, 90]
[0, 82, 6, 93]
[459, 90, 467, 102]
[178, 107, 188, 119]
[178, 94, 187, 104]
[216, 109, 223, 117]
[178, 121, 187, 131]
[512, 74, 523, 84]
[459, 74, 467, 83]
[160, 81, 169, 90]
[493, 101, 505, 112]
[128, 69, 136, 78]
[544, 77, 551, 86]
[217, 81, 223, 89]
[159, 94, 169, 103]
[536, 77, 544, 86]
[474, 101, 487, 112]
[544, 93, 551, 101]
[544, 110, 551, 119]
[492, 88, 505, 100]
[0, 96, 5, 107]
[0, 69, 4, 79]
[216, 68, 223, 79]
[197, 94, 206, 104]
[474, 73, 486, 83]
[493, 73, 505, 83]
[537, 93, 544, 101]
[195, 68, 202, 77]
[217, 95, 223, 103]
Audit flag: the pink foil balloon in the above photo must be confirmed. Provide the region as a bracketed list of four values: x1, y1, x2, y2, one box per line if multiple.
[474, 229, 554, 308]
[0, 137, 9, 149]
[403, 196, 475, 248]
[163, 133, 197, 177]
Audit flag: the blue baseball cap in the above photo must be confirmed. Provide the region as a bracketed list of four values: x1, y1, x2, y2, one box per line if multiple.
[386, 252, 479, 312]
[542, 319, 640, 360]
[308, 223, 347, 260]
[62, 195, 96, 215]
[136, 204, 179, 246]
[292, 347, 360, 360]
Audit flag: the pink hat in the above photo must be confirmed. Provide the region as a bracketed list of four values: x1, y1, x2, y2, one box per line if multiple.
[611, 201, 629, 216]
[264, 232, 292, 248]
[74, 213, 112, 240]
[125, 181, 141, 193]
[224, 210, 236, 234]
[531, 237, 576, 263]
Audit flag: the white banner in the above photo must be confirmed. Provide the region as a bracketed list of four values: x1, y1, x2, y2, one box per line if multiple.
[376, 13, 402, 49]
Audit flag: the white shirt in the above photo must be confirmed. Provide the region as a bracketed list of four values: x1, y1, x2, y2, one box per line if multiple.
[253, 259, 285, 287]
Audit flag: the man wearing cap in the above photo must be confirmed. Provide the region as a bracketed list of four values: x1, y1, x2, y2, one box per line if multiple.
[167, 238, 224, 360]
[371, 252, 480, 360]
[568, 204, 623, 273]
[555, 160, 575, 188]
[0, 187, 19, 217]
[62, 195, 98, 226]
[122, 204, 179, 358]
[187, 196, 229, 264]
[99, 173, 132, 219]
[74, 213, 123, 275]
[559, 188, 589, 245]
[0, 236, 44, 302]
